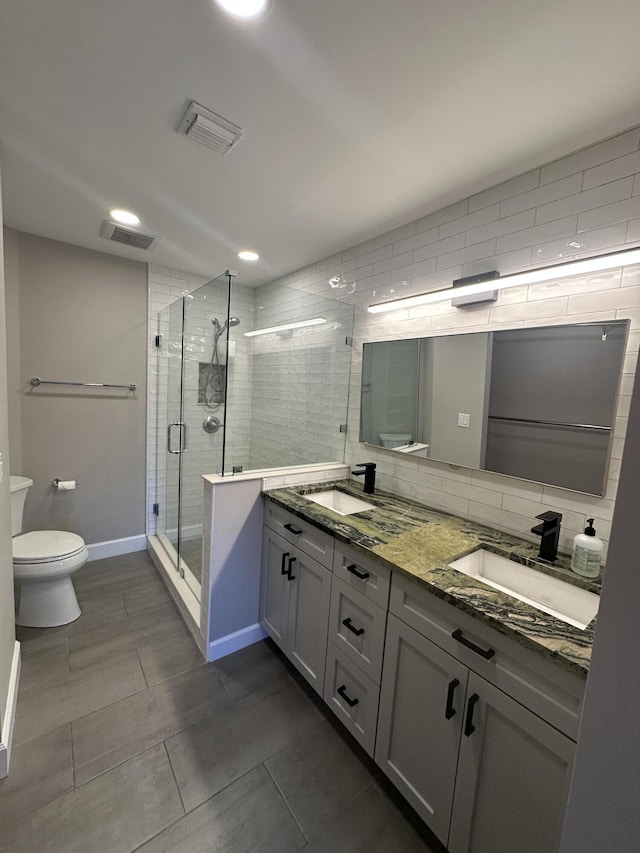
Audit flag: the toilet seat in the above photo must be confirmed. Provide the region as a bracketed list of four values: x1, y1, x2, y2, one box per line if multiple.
[13, 530, 86, 563]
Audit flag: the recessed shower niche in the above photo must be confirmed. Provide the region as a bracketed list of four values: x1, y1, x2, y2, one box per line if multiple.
[198, 362, 226, 407]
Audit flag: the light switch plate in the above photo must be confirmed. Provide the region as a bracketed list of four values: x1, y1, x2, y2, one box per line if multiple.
[457, 413, 470, 428]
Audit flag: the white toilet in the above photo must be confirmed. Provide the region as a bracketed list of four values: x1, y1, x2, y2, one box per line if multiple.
[10, 476, 89, 628]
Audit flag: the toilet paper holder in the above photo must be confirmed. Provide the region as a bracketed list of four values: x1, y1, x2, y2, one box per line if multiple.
[52, 479, 79, 490]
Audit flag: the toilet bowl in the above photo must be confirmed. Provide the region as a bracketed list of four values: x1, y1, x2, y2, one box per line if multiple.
[10, 476, 88, 628]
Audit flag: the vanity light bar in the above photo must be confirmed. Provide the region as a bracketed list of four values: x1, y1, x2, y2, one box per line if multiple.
[243, 317, 327, 337]
[367, 245, 640, 315]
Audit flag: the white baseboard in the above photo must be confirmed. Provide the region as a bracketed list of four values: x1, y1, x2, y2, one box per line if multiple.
[0, 641, 21, 778]
[207, 623, 268, 662]
[87, 535, 147, 561]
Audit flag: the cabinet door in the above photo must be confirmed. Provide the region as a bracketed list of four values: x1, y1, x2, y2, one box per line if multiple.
[286, 549, 332, 693]
[449, 672, 575, 853]
[259, 527, 291, 650]
[375, 614, 469, 846]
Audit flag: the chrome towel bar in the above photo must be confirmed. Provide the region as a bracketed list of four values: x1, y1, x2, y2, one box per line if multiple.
[31, 377, 137, 391]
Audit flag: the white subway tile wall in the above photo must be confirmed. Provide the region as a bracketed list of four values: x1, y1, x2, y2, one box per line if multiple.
[245, 125, 640, 562]
[245, 282, 353, 471]
[147, 124, 640, 563]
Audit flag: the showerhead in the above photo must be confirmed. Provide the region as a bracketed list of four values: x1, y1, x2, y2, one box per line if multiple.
[212, 316, 241, 337]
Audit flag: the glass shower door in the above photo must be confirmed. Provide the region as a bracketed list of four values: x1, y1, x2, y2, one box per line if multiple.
[154, 272, 233, 606]
[158, 295, 187, 579]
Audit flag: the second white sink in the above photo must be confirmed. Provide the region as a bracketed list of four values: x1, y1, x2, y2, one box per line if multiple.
[304, 489, 376, 517]
[448, 549, 599, 630]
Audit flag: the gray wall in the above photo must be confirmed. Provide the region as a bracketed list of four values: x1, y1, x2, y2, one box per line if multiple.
[3, 228, 21, 469]
[428, 334, 491, 468]
[0, 174, 16, 729]
[6, 231, 147, 544]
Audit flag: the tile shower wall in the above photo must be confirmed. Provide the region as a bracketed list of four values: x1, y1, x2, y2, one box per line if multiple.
[245, 283, 353, 470]
[255, 125, 640, 560]
[147, 269, 253, 537]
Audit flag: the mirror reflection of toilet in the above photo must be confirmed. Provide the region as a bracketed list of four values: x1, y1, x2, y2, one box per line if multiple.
[10, 476, 88, 627]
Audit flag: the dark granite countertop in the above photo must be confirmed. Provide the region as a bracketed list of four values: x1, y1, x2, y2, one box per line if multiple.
[263, 480, 600, 677]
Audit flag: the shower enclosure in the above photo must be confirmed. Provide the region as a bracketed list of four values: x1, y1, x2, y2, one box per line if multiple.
[148, 270, 354, 629]
[152, 271, 233, 607]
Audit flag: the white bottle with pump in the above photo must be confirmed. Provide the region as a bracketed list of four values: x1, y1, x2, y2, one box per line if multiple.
[571, 518, 603, 578]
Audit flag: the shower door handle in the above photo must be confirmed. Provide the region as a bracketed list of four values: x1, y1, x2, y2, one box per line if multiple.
[167, 422, 187, 454]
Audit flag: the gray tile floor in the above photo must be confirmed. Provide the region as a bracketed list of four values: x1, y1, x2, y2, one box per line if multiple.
[1, 551, 443, 853]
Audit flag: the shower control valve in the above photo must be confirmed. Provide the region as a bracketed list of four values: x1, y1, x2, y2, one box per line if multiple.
[202, 415, 222, 434]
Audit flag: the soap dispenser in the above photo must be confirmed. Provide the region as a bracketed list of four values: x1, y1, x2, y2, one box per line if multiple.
[571, 518, 603, 578]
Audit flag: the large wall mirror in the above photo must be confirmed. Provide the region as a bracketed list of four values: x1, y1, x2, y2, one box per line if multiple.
[361, 320, 629, 496]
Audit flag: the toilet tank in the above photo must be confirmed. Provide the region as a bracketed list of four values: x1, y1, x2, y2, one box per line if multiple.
[9, 476, 34, 537]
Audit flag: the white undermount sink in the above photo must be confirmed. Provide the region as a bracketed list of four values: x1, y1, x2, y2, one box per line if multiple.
[304, 489, 376, 517]
[448, 549, 599, 630]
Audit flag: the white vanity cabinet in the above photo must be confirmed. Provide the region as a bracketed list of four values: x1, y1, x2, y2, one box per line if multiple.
[376, 573, 582, 852]
[259, 512, 334, 694]
[261, 499, 586, 853]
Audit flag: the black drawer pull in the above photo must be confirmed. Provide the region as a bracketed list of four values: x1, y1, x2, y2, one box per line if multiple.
[337, 685, 359, 708]
[286, 556, 297, 581]
[445, 678, 459, 720]
[452, 629, 495, 661]
[281, 551, 290, 576]
[342, 617, 365, 637]
[346, 563, 370, 580]
[464, 693, 480, 737]
[284, 523, 303, 535]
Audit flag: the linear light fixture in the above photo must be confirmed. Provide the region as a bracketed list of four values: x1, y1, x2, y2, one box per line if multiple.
[244, 318, 326, 337]
[367, 246, 640, 315]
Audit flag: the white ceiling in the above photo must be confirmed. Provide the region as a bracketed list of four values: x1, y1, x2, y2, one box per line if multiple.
[1, 0, 640, 287]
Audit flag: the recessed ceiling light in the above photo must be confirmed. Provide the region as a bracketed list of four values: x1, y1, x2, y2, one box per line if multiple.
[238, 250, 259, 261]
[109, 209, 140, 227]
[215, 0, 270, 20]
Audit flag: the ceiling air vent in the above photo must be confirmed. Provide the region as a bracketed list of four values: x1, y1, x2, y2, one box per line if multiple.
[176, 100, 244, 156]
[100, 221, 160, 251]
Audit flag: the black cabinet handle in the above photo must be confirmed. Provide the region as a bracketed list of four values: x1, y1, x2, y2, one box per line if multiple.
[286, 556, 297, 581]
[346, 563, 370, 580]
[337, 685, 359, 708]
[342, 617, 365, 637]
[464, 693, 480, 737]
[452, 629, 495, 661]
[284, 523, 302, 535]
[280, 552, 290, 575]
[445, 678, 459, 720]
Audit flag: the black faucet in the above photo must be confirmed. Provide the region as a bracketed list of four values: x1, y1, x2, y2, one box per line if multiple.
[531, 511, 562, 562]
[352, 462, 376, 495]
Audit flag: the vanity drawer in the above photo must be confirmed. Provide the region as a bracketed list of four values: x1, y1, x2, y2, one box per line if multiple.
[324, 641, 379, 756]
[333, 543, 391, 608]
[390, 572, 585, 741]
[329, 577, 387, 684]
[264, 502, 334, 569]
